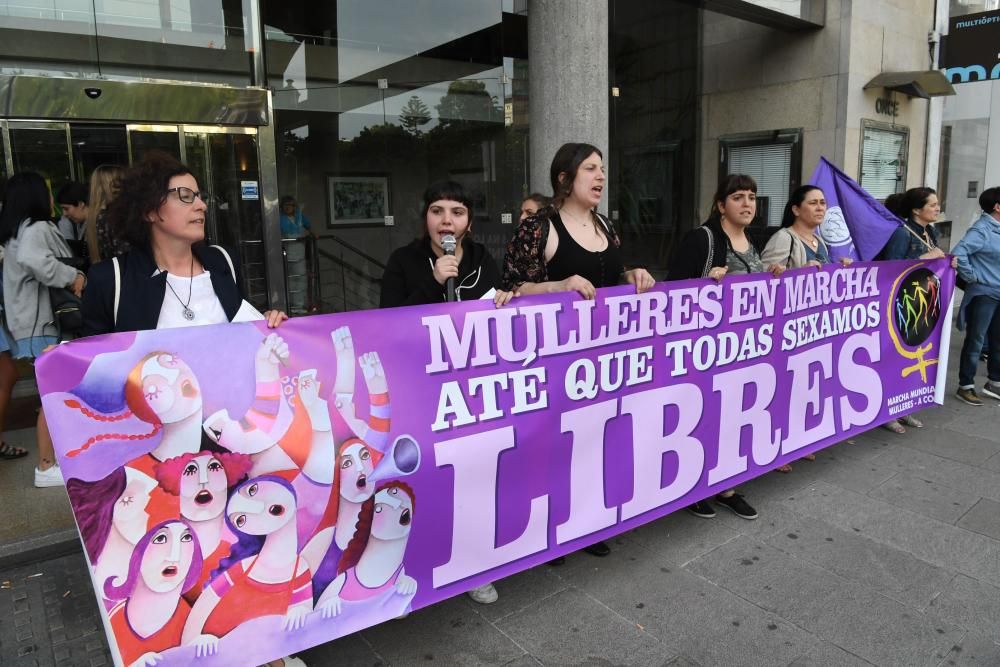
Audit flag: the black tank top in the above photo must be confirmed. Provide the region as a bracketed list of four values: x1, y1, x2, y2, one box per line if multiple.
[546, 213, 624, 288]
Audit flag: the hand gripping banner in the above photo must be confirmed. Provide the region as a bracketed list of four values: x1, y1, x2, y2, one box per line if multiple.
[37, 259, 955, 667]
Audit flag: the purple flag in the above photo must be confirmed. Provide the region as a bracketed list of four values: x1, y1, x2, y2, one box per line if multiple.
[811, 157, 902, 261]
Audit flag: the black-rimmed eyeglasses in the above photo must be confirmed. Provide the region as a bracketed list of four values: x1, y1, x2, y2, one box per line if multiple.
[166, 186, 212, 204]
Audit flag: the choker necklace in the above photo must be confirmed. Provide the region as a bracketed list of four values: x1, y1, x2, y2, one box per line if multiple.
[164, 255, 196, 321]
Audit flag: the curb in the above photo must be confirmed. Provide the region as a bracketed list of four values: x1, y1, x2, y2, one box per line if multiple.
[0, 528, 82, 571]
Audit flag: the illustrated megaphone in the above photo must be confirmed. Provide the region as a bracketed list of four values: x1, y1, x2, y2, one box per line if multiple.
[370, 434, 421, 484]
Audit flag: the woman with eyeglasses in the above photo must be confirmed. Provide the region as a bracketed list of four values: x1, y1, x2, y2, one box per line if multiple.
[80, 151, 286, 336]
[77, 152, 300, 666]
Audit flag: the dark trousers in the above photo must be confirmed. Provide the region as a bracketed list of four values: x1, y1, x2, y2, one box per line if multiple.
[959, 296, 1000, 387]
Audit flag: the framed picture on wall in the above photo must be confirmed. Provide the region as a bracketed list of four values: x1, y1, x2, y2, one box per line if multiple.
[327, 175, 390, 226]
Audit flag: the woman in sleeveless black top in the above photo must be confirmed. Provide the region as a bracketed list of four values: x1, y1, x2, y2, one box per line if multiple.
[502, 143, 654, 298]
[501, 143, 654, 562]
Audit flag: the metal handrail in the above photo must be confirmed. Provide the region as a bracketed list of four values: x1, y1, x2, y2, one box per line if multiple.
[315, 244, 383, 285]
[316, 233, 386, 271]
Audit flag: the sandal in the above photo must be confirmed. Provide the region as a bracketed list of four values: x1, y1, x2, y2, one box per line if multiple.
[881, 420, 906, 435]
[776, 464, 793, 473]
[0, 441, 28, 460]
[899, 414, 923, 428]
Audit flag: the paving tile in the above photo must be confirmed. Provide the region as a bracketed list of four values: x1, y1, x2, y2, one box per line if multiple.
[299, 632, 385, 666]
[494, 588, 670, 667]
[501, 654, 543, 666]
[867, 473, 982, 524]
[935, 403, 1000, 447]
[361, 596, 525, 667]
[934, 633, 1000, 666]
[459, 561, 569, 623]
[707, 498, 804, 541]
[870, 446, 1000, 504]
[624, 510, 741, 566]
[569, 546, 814, 667]
[788, 640, 875, 666]
[983, 451, 1000, 474]
[784, 482, 1000, 587]
[926, 574, 1000, 645]
[957, 498, 1000, 541]
[762, 514, 954, 610]
[685, 535, 965, 667]
[908, 423, 1000, 465]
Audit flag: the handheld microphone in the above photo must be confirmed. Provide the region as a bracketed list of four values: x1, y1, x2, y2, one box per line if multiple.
[441, 234, 457, 302]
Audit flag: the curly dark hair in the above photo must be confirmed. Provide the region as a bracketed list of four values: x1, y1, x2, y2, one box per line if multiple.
[104, 151, 193, 250]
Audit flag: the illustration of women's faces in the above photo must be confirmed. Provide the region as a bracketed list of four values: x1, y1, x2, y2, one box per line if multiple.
[140, 354, 203, 425]
[139, 523, 196, 594]
[113, 470, 155, 544]
[202, 410, 275, 455]
[228, 480, 296, 535]
[372, 487, 413, 540]
[339, 442, 375, 503]
[179, 455, 228, 521]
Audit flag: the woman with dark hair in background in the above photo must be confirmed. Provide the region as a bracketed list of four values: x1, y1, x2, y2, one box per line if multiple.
[519, 192, 550, 223]
[503, 142, 654, 560]
[667, 174, 783, 518]
[876, 187, 944, 432]
[0, 172, 86, 486]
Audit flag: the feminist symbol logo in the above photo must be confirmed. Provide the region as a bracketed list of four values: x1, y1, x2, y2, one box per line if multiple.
[887, 264, 942, 382]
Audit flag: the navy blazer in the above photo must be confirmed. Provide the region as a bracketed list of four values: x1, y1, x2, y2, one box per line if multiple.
[81, 243, 245, 336]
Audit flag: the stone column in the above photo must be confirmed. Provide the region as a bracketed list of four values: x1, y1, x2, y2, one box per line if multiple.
[528, 0, 609, 208]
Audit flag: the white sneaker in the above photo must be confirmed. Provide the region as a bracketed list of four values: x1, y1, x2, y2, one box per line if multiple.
[467, 583, 499, 604]
[34, 464, 64, 488]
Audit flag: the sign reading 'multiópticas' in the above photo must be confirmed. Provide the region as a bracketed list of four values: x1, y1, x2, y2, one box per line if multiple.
[38, 258, 954, 666]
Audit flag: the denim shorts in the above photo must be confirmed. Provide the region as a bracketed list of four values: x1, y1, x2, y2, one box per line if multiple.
[13, 335, 59, 360]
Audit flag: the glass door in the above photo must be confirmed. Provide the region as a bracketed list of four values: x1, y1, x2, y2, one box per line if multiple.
[8, 122, 74, 192]
[181, 127, 268, 310]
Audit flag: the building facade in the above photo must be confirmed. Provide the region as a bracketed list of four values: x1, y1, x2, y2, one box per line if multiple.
[940, 0, 1000, 247]
[0, 0, 941, 314]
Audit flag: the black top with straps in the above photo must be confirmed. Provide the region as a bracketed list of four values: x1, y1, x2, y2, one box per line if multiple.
[545, 213, 624, 289]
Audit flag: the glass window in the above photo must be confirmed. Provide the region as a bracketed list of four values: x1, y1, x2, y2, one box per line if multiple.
[610, 0, 699, 276]
[0, 0, 257, 85]
[9, 125, 73, 187]
[719, 129, 803, 247]
[860, 122, 909, 200]
[267, 0, 512, 314]
[728, 143, 793, 227]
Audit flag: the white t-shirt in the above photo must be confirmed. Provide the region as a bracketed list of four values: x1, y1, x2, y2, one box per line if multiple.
[156, 271, 263, 329]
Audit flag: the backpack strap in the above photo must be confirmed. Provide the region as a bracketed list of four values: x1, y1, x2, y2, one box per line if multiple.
[211, 245, 238, 286]
[700, 226, 715, 278]
[112, 257, 121, 327]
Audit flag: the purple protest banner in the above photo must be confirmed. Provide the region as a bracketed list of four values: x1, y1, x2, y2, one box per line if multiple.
[37, 259, 954, 667]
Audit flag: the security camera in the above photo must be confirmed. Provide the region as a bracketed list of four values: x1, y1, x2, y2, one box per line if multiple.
[83, 87, 102, 99]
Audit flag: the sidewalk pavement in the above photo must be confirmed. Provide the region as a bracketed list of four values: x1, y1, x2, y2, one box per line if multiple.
[2, 340, 1000, 666]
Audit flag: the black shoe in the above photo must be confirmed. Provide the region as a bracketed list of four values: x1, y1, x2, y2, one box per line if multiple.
[686, 500, 716, 519]
[982, 382, 1000, 401]
[715, 492, 758, 520]
[583, 541, 611, 557]
[547, 556, 566, 566]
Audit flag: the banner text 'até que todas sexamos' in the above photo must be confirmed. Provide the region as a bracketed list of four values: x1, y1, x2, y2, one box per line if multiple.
[37, 258, 954, 666]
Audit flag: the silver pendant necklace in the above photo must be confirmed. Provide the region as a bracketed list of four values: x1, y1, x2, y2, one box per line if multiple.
[164, 255, 196, 320]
